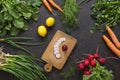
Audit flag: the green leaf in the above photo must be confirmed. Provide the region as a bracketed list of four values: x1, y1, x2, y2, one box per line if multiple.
[31, 0, 42, 6]
[83, 72, 96, 80]
[3, 11, 13, 21]
[31, 7, 40, 14]
[5, 4, 20, 19]
[13, 19, 24, 29]
[32, 14, 38, 21]
[60, 66, 75, 80]
[0, 25, 3, 29]
[23, 12, 32, 19]
[10, 27, 20, 36]
[22, 20, 28, 30]
[0, 28, 7, 37]
[5, 23, 11, 30]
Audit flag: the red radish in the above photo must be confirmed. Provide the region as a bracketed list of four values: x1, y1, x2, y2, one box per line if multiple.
[98, 57, 106, 64]
[87, 54, 94, 60]
[78, 63, 84, 70]
[83, 59, 90, 67]
[84, 67, 89, 71]
[62, 45, 68, 51]
[84, 70, 91, 75]
[90, 59, 96, 67]
[93, 53, 99, 59]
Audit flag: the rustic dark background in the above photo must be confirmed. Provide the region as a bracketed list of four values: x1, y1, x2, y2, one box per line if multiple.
[0, 0, 120, 80]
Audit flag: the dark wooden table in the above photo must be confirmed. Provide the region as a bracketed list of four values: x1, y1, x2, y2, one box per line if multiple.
[0, 0, 120, 80]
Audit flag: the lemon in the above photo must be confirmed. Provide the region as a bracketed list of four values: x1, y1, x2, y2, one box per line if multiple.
[38, 25, 47, 37]
[46, 17, 55, 27]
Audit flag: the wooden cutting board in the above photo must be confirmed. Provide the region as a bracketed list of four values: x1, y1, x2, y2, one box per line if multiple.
[41, 30, 77, 72]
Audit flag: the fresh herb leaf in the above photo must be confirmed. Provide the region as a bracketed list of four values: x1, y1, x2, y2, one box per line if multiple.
[91, 0, 120, 32]
[60, 66, 75, 80]
[13, 19, 24, 29]
[10, 27, 20, 36]
[61, 0, 79, 33]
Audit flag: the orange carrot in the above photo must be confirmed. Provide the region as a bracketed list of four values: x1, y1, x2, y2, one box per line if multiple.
[48, 0, 63, 12]
[106, 25, 120, 49]
[42, 0, 53, 14]
[102, 35, 120, 58]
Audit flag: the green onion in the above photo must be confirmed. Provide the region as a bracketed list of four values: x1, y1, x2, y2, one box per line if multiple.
[0, 37, 46, 57]
[14, 42, 47, 46]
[0, 50, 47, 80]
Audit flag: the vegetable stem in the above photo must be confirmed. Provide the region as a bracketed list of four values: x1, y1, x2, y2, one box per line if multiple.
[5, 37, 33, 41]
[14, 42, 47, 46]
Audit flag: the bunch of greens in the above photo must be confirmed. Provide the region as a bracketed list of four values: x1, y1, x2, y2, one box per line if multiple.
[61, 0, 79, 33]
[0, 49, 47, 80]
[91, 0, 120, 32]
[83, 62, 114, 80]
[0, 37, 46, 57]
[0, 0, 42, 37]
[60, 66, 75, 80]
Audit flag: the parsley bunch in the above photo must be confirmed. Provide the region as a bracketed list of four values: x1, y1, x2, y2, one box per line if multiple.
[91, 0, 120, 32]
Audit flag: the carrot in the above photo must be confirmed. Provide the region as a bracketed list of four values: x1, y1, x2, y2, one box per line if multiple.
[102, 35, 120, 58]
[42, 0, 53, 14]
[106, 25, 120, 49]
[48, 0, 63, 12]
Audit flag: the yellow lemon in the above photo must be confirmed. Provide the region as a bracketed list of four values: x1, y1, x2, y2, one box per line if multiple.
[46, 17, 55, 27]
[38, 25, 47, 37]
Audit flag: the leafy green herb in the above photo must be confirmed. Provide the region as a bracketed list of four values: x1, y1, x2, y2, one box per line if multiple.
[83, 62, 114, 80]
[0, 0, 42, 37]
[60, 66, 75, 80]
[0, 49, 47, 80]
[61, 0, 79, 33]
[91, 0, 120, 32]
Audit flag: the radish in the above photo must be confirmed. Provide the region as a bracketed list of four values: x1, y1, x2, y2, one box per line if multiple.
[87, 54, 94, 60]
[83, 59, 90, 67]
[62, 45, 68, 51]
[78, 63, 84, 70]
[84, 67, 89, 71]
[98, 57, 106, 64]
[84, 70, 91, 75]
[90, 59, 96, 67]
[93, 53, 99, 58]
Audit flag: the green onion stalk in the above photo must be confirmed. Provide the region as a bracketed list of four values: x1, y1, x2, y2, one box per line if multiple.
[0, 37, 46, 57]
[0, 48, 47, 80]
